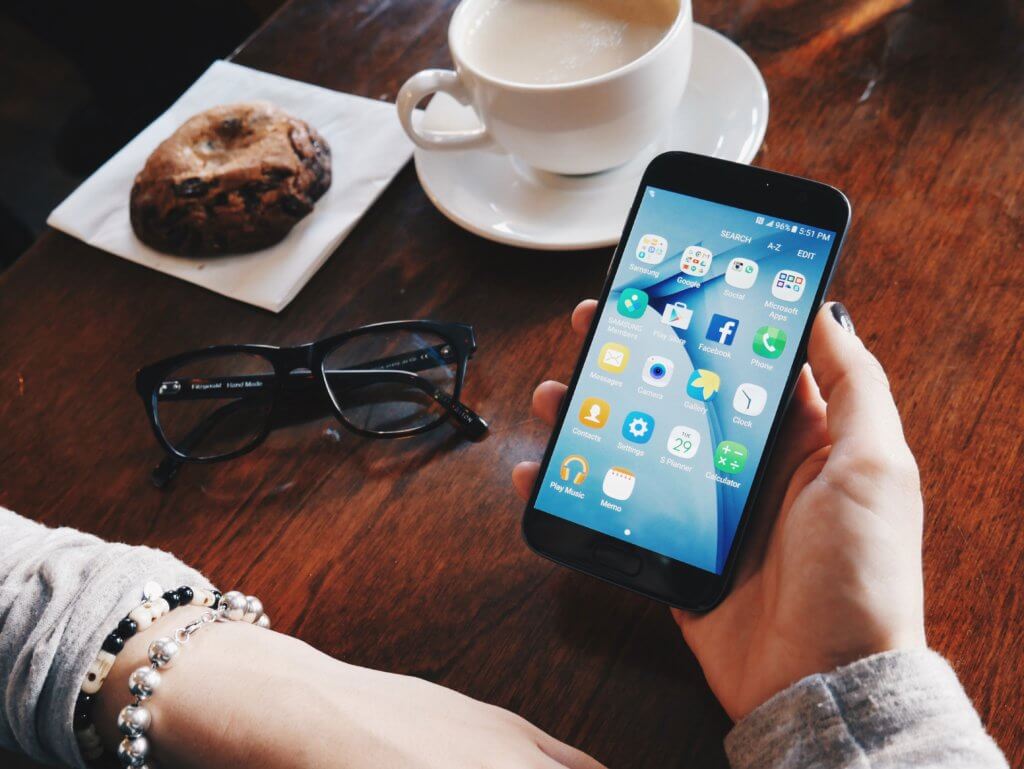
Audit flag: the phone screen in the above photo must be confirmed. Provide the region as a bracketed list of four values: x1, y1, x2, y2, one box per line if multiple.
[534, 186, 837, 574]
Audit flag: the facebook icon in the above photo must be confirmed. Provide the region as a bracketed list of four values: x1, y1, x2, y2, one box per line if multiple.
[706, 314, 740, 346]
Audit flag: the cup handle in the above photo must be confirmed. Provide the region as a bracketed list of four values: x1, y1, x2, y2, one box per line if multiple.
[397, 69, 490, 150]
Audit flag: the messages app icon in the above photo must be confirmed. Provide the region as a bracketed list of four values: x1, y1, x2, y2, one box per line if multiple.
[597, 342, 630, 373]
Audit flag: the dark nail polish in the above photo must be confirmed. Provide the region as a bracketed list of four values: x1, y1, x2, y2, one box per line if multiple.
[830, 302, 856, 335]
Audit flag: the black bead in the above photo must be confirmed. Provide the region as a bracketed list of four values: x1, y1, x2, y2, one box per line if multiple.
[176, 586, 194, 606]
[74, 691, 93, 719]
[212, 590, 222, 609]
[116, 617, 138, 640]
[101, 633, 124, 655]
[162, 590, 180, 610]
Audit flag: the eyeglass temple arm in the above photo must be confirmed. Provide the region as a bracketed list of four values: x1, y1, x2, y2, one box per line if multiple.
[155, 343, 460, 401]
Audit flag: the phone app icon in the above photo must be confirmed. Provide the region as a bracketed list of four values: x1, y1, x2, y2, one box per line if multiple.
[597, 342, 630, 373]
[733, 383, 768, 416]
[705, 314, 740, 346]
[680, 245, 713, 277]
[667, 426, 700, 459]
[622, 411, 655, 444]
[617, 288, 649, 319]
[753, 326, 787, 359]
[642, 355, 674, 387]
[636, 234, 668, 265]
[602, 467, 636, 501]
[772, 270, 806, 302]
[726, 257, 759, 289]
[661, 301, 692, 330]
[559, 454, 589, 485]
[578, 397, 610, 429]
[714, 441, 748, 474]
[686, 368, 720, 401]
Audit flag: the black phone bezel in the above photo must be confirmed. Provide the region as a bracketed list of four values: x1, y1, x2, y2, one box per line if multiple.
[522, 151, 851, 611]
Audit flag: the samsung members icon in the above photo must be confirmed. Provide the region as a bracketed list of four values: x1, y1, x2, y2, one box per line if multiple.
[680, 245, 713, 277]
[642, 355, 674, 387]
[733, 383, 768, 416]
[705, 314, 739, 346]
[725, 257, 759, 289]
[636, 234, 668, 265]
[667, 426, 700, 459]
[617, 288, 648, 319]
[602, 467, 636, 501]
[772, 270, 806, 301]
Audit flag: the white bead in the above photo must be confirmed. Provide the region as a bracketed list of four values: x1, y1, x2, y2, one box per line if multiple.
[142, 581, 163, 601]
[152, 597, 170, 618]
[128, 666, 161, 699]
[243, 596, 263, 623]
[81, 650, 116, 694]
[148, 636, 179, 668]
[129, 604, 156, 631]
[256, 613, 272, 630]
[221, 591, 247, 621]
[191, 588, 216, 607]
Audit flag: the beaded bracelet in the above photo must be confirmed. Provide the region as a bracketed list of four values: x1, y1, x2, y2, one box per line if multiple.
[74, 582, 222, 762]
[116, 591, 270, 768]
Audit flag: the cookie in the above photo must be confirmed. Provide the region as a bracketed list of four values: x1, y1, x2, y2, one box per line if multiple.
[130, 102, 331, 256]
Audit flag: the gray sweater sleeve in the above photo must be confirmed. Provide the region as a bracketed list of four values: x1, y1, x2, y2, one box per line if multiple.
[0, 506, 212, 768]
[725, 648, 1009, 769]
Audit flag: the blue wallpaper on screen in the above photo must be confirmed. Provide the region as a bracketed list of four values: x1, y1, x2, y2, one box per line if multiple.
[535, 187, 836, 573]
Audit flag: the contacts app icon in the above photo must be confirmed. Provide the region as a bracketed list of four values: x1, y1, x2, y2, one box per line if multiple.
[578, 397, 610, 429]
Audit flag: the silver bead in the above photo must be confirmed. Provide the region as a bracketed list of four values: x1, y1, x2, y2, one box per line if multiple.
[117, 735, 149, 767]
[243, 596, 263, 623]
[128, 667, 161, 699]
[256, 613, 272, 630]
[221, 590, 247, 621]
[118, 704, 151, 737]
[147, 637, 179, 668]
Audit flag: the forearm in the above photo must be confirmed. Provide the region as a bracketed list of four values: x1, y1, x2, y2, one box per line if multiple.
[725, 649, 1008, 769]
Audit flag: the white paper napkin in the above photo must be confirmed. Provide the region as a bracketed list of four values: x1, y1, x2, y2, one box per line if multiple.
[47, 60, 414, 312]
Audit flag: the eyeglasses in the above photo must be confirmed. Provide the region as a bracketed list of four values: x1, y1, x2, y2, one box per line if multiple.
[136, 321, 488, 487]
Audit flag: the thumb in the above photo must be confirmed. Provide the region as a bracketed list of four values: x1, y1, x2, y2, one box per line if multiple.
[807, 302, 911, 459]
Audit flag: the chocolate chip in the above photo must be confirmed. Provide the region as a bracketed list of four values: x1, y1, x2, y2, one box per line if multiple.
[281, 195, 312, 217]
[263, 167, 293, 181]
[220, 117, 242, 135]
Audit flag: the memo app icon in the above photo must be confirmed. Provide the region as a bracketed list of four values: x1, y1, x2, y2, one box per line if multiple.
[603, 467, 636, 501]
[726, 257, 759, 289]
[636, 234, 668, 265]
[597, 342, 630, 373]
[680, 245, 713, 277]
[617, 288, 649, 319]
[772, 270, 806, 302]
[753, 326, 787, 359]
[686, 369, 720, 401]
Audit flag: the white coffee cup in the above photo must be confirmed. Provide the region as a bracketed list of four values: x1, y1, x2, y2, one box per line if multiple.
[397, 0, 693, 176]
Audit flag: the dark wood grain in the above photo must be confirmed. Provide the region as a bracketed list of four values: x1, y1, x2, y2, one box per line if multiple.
[1, 0, 1022, 767]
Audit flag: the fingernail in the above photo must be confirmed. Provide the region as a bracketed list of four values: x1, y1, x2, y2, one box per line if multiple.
[830, 302, 856, 335]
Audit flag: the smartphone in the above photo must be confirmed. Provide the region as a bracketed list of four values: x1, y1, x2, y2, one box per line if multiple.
[522, 151, 851, 611]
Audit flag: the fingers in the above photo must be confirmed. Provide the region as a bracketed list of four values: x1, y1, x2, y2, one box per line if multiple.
[536, 733, 608, 769]
[571, 300, 598, 337]
[532, 380, 568, 425]
[513, 461, 540, 500]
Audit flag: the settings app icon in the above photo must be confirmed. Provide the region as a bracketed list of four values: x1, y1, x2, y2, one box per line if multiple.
[622, 411, 655, 444]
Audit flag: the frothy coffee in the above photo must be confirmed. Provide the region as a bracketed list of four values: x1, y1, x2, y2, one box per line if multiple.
[462, 0, 677, 85]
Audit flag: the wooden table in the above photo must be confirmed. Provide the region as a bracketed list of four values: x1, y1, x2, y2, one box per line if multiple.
[2, 1, 1021, 766]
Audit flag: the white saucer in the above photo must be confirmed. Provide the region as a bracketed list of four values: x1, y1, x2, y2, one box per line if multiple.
[414, 24, 769, 251]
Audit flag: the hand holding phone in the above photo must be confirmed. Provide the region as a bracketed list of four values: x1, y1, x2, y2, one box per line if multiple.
[513, 300, 927, 721]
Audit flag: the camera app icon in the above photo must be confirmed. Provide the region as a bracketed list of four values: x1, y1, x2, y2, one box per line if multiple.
[642, 355, 674, 387]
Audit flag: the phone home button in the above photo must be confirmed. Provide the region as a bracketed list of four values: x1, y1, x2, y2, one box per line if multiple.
[591, 544, 642, 576]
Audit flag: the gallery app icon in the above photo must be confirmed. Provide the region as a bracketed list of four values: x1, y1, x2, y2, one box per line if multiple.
[753, 326, 787, 359]
[726, 257, 759, 289]
[772, 270, 806, 302]
[661, 301, 693, 330]
[680, 245, 713, 277]
[642, 355, 674, 387]
[686, 369, 720, 401]
[714, 441, 748, 474]
[597, 342, 630, 373]
[578, 397, 610, 429]
[603, 467, 636, 501]
[636, 234, 668, 265]
[716, 438, 749, 475]
[622, 411, 655, 444]
[733, 383, 768, 416]
[617, 288, 649, 319]
[667, 426, 700, 459]
[705, 314, 740, 346]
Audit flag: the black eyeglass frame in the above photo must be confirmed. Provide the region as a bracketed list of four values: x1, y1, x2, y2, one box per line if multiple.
[135, 320, 483, 469]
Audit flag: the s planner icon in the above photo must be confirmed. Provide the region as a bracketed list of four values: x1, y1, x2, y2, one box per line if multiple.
[622, 411, 655, 444]
[706, 314, 739, 346]
[617, 288, 649, 319]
